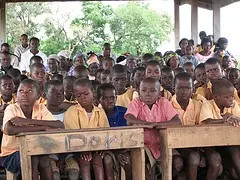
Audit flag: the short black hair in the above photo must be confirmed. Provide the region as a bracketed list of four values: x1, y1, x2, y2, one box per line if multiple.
[195, 63, 205, 70]
[0, 74, 13, 83]
[188, 39, 194, 46]
[51, 74, 63, 83]
[111, 64, 127, 75]
[205, 58, 221, 66]
[44, 80, 63, 93]
[183, 62, 194, 67]
[201, 37, 212, 47]
[116, 55, 126, 63]
[174, 72, 193, 85]
[29, 37, 39, 43]
[6, 68, 21, 77]
[222, 55, 230, 61]
[102, 69, 111, 75]
[95, 69, 104, 76]
[103, 42, 111, 47]
[142, 53, 154, 61]
[91, 80, 101, 91]
[174, 67, 186, 75]
[212, 78, 234, 95]
[21, 34, 28, 38]
[74, 78, 93, 90]
[63, 76, 76, 85]
[30, 56, 43, 65]
[19, 79, 39, 92]
[97, 83, 116, 100]
[20, 74, 28, 82]
[146, 60, 161, 68]
[179, 38, 188, 47]
[131, 67, 146, 77]
[161, 67, 174, 74]
[141, 77, 161, 88]
[228, 68, 240, 76]
[103, 56, 114, 62]
[73, 65, 88, 73]
[30, 62, 45, 73]
[218, 37, 228, 45]
[1, 43, 10, 48]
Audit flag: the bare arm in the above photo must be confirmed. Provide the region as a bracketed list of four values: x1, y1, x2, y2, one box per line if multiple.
[154, 115, 182, 127]
[204, 118, 225, 124]
[125, 114, 151, 126]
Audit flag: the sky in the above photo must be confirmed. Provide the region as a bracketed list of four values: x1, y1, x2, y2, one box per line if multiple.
[46, 0, 240, 56]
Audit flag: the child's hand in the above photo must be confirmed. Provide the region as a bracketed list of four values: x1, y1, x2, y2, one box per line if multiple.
[96, 151, 105, 159]
[227, 117, 240, 127]
[116, 153, 130, 166]
[222, 113, 233, 122]
[10, 117, 31, 126]
[80, 152, 92, 161]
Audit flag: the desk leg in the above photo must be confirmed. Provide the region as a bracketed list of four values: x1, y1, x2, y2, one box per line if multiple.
[131, 148, 145, 180]
[160, 129, 172, 180]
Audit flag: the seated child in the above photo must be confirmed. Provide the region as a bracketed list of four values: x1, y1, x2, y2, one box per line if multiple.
[63, 76, 76, 103]
[145, 60, 172, 100]
[88, 62, 99, 80]
[125, 77, 182, 180]
[111, 64, 134, 108]
[222, 55, 235, 73]
[6, 68, 21, 93]
[0, 79, 64, 179]
[101, 69, 111, 84]
[102, 57, 114, 70]
[97, 83, 131, 180]
[228, 68, 240, 89]
[64, 78, 109, 180]
[95, 69, 104, 83]
[194, 63, 208, 89]
[91, 80, 101, 106]
[183, 62, 195, 79]
[174, 67, 186, 76]
[179, 45, 199, 67]
[160, 67, 174, 95]
[73, 65, 89, 79]
[131, 67, 146, 99]
[141, 53, 154, 67]
[23, 55, 43, 75]
[47, 54, 60, 75]
[199, 78, 240, 179]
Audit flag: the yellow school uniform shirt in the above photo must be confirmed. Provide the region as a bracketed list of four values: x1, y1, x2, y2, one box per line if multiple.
[64, 104, 109, 129]
[116, 88, 134, 108]
[0, 102, 55, 157]
[171, 95, 202, 125]
[0, 94, 17, 105]
[196, 81, 240, 104]
[192, 93, 206, 102]
[199, 99, 240, 124]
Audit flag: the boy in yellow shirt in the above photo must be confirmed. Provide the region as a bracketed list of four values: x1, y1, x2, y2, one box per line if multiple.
[112, 64, 134, 108]
[199, 78, 240, 179]
[64, 78, 109, 180]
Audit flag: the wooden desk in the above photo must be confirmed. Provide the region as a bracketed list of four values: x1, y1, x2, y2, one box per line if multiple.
[18, 127, 145, 180]
[158, 125, 240, 180]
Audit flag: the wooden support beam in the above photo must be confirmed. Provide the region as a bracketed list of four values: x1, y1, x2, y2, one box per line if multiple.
[213, 0, 220, 42]
[191, 0, 198, 44]
[174, 0, 180, 49]
[0, 2, 6, 44]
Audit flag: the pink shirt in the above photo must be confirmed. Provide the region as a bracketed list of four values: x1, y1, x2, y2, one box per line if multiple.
[195, 52, 214, 63]
[125, 97, 178, 159]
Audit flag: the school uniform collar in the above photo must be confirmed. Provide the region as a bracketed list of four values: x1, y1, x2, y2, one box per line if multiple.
[76, 103, 101, 112]
[15, 101, 43, 119]
[210, 99, 236, 116]
[138, 97, 163, 108]
[171, 95, 195, 110]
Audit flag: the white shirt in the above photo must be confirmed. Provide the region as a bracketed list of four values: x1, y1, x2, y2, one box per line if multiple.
[20, 49, 47, 72]
[14, 45, 30, 59]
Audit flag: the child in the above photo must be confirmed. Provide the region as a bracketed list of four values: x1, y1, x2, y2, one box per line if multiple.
[47, 54, 60, 75]
[64, 78, 109, 180]
[145, 60, 172, 100]
[180, 45, 199, 67]
[175, 38, 188, 56]
[174, 67, 186, 75]
[95, 69, 104, 83]
[111, 64, 134, 108]
[131, 67, 146, 99]
[73, 65, 89, 79]
[97, 83, 131, 180]
[0, 79, 64, 179]
[160, 67, 174, 95]
[183, 62, 195, 78]
[228, 68, 240, 89]
[88, 62, 99, 80]
[194, 63, 208, 89]
[6, 68, 21, 93]
[126, 56, 137, 73]
[51, 73, 63, 83]
[63, 76, 76, 102]
[91, 80, 101, 106]
[102, 57, 114, 70]
[101, 69, 111, 84]
[199, 78, 240, 179]
[125, 77, 182, 179]
[141, 53, 154, 67]
[222, 55, 235, 75]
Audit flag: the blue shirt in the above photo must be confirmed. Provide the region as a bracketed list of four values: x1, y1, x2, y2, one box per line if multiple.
[106, 106, 127, 127]
[180, 55, 199, 67]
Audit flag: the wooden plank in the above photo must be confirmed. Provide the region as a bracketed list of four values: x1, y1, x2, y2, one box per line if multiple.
[165, 125, 240, 148]
[23, 128, 144, 155]
[131, 148, 145, 180]
[159, 129, 172, 180]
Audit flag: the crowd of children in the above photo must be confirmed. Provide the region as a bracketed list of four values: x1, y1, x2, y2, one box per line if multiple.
[0, 32, 239, 180]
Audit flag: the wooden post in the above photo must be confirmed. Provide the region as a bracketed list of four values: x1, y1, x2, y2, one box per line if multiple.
[213, 0, 220, 42]
[0, 1, 6, 44]
[191, 0, 198, 44]
[174, 0, 180, 49]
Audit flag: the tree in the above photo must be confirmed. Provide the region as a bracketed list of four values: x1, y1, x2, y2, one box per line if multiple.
[6, 2, 50, 48]
[109, 2, 173, 55]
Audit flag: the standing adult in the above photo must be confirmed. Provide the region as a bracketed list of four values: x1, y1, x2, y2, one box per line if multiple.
[14, 34, 30, 60]
[101, 43, 116, 61]
[20, 37, 47, 73]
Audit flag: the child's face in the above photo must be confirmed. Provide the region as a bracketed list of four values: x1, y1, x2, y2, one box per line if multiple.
[46, 84, 64, 106]
[146, 65, 161, 80]
[140, 81, 160, 106]
[133, 70, 145, 87]
[95, 71, 102, 83]
[17, 83, 38, 107]
[112, 72, 127, 93]
[228, 70, 240, 85]
[75, 85, 93, 108]
[180, 40, 188, 49]
[31, 67, 46, 84]
[99, 89, 116, 111]
[63, 81, 75, 101]
[184, 65, 195, 77]
[213, 88, 234, 108]
[195, 68, 208, 84]
[73, 70, 88, 79]
[102, 60, 113, 70]
[0, 79, 14, 96]
[202, 42, 211, 52]
[48, 59, 58, 72]
[88, 63, 99, 75]
[205, 63, 223, 80]
[59, 56, 67, 69]
[161, 71, 174, 91]
[101, 73, 110, 84]
[30, 40, 39, 51]
[0, 53, 11, 68]
[186, 46, 193, 56]
[8, 75, 21, 93]
[169, 56, 179, 69]
[222, 57, 232, 69]
[175, 79, 193, 101]
[127, 59, 137, 72]
[74, 55, 85, 66]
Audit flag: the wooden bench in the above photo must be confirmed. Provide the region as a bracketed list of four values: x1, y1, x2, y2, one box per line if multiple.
[17, 126, 145, 180]
[158, 124, 240, 180]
